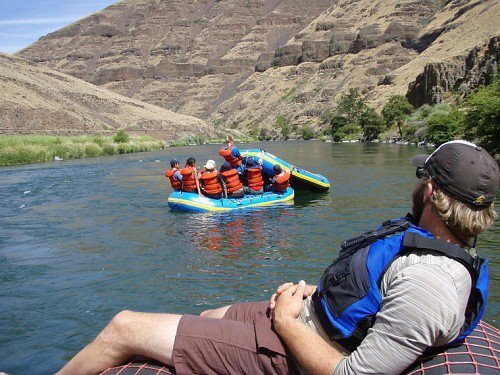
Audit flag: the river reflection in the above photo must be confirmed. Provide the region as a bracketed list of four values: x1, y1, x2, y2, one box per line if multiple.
[0, 141, 498, 374]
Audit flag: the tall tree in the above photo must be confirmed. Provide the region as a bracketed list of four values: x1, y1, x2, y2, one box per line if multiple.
[462, 76, 500, 156]
[382, 95, 414, 138]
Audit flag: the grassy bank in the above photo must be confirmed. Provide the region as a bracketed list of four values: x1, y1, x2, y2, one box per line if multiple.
[0, 133, 165, 167]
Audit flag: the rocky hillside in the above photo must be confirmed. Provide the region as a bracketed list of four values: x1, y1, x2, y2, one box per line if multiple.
[17, 0, 333, 121]
[0, 53, 208, 139]
[16, 0, 500, 138]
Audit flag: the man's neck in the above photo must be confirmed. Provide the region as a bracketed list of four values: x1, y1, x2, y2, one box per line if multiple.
[418, 206, 469, 247]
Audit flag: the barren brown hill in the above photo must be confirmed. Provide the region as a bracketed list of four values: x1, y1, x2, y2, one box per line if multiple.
[17, 0, 500, 138]
[0, 53, 208, 139]
[17, 0, 333, 121]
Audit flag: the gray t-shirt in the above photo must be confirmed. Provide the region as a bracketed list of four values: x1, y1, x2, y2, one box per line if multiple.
[297, 250, 472, 375]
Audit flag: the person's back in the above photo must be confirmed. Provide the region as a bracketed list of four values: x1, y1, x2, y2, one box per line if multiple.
[200, 160, 223, 199]
[218, 135, 242, 169]
[272, 164, 290, 193]
[164, 159, 182, 191]
[244, 157, 264, 194]
[220, 162, 244, 198]
[179, 158, 201, 194]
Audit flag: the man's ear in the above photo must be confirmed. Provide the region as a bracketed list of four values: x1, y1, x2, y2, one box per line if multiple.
[423, 182, 434, 203]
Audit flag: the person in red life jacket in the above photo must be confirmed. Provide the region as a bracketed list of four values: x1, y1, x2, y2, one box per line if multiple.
[200, 159, 223, 199]
[179, 157, 201, 196]
[243, 157, 264, 195]
[164, 159, 182, 191]
[271, 164, 290, 193]
[219, 162, 244, 198]
[218, 135, 242, 172]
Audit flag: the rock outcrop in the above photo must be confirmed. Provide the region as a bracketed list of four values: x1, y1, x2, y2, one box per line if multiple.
[0, 53, 208, 139]
[407, 37, 499, 107]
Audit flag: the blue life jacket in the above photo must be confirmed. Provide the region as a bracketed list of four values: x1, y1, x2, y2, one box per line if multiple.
[312, 216, 489, 352]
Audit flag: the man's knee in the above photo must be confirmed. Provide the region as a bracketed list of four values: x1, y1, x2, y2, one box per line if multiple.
[101, 310, 136, 346]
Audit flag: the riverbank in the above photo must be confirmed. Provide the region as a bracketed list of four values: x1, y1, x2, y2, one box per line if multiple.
[0, 134, 165, 167]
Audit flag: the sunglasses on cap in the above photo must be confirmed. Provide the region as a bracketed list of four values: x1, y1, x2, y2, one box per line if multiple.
[416, 167, 430, 179]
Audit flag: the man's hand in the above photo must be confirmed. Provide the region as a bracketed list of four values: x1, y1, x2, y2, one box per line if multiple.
[272, 280, 307, 330]
[269, 281, 316, 310]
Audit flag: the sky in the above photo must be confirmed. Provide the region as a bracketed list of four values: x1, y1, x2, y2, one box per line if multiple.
[0, 0, 117, 54]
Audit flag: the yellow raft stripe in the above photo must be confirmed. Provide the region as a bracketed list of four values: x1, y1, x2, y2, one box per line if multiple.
[168, 191, 294, 212]
[244, 151, 330, 188]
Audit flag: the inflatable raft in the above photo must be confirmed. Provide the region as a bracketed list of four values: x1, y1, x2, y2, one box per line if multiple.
[241, 149, 330, 192]
[102, 320, 500, 374]
[168, 188, 294, 212]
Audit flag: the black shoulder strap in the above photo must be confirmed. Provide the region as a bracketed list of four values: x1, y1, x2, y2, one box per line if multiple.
[402, 232, 476, 269]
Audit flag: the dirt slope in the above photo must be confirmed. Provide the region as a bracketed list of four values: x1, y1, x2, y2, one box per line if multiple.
[0, 53, 208, 139]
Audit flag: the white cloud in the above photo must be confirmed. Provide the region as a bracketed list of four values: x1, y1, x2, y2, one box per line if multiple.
[0, 17, 79, 25]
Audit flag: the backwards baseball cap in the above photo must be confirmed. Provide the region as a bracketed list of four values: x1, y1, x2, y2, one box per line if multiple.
[412, 140, 499, 207]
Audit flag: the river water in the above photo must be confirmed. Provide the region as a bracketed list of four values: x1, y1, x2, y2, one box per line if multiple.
[0, 141, 498, 374]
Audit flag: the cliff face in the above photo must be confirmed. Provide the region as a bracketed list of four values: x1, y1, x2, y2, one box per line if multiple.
[17, 0, 333, 121]
[0, 53, 208, 139]
[16, 0, 500, 137]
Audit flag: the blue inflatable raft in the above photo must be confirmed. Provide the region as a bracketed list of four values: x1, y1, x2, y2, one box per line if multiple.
[241, 149, 330, 192]
[168, 188, 294, 212]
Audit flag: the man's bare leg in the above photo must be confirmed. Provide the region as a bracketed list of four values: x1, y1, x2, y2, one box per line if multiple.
[200, 305, 231, 318]
[57, 310, 182, 375]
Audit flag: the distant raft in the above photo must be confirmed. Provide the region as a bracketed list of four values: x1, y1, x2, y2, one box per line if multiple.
[167, 188, 294, 213]
[102, 321, 500, 375]
[241, 149, 330, 192]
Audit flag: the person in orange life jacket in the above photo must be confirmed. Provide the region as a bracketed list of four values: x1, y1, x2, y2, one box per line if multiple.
[58, 141, 498, 375]
[270, 164, 290, 193]
[243, 157, 264, 195]
[218, 135, 242, 172]
[219, 162, 244, 198]
[200, 159, 224, 199]
[164, 159, 182, 191]
[179, 157, 201, 196]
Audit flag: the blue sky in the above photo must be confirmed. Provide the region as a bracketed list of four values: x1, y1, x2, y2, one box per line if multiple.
[0, 0, 117, 54]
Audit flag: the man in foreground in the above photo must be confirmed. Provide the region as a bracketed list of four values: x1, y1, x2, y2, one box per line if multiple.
[59, 140, 498, 375]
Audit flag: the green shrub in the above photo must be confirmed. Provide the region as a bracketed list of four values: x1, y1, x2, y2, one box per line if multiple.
[113, 129, 130, 143]
[359, 107, 384, 141]
[93, 134, 106, 146]
[0, 144, 51, 166]
[301, 125, 315, 140]
[102, 143, 117, 155]
[276, 115, 292, 139]
[85, 143, 102, 158]
[424, 108, 464, 145]
[382, 95, 414, 138]
[461, 75, 500, 156]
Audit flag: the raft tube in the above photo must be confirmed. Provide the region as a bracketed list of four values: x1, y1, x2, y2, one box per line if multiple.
[167, 188, 294, 212]
[102, 320, 500, 374]
[241, 149, 330, 192]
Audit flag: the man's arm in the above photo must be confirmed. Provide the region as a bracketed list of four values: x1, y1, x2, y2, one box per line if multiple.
[273, 281, 344, 375]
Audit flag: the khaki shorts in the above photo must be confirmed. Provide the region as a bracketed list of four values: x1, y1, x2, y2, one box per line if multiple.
[172, 301, 299, 374]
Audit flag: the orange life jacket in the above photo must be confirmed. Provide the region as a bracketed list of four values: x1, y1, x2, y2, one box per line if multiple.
[247, 167, 264, 191]
[200, 171, 222, 195]
[165, 167, 182, 190]
[219, 146, 242, 168]
[221, 169, 243, 194]
[274, 171, 290, 192]
[180, 166, 197, 192]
